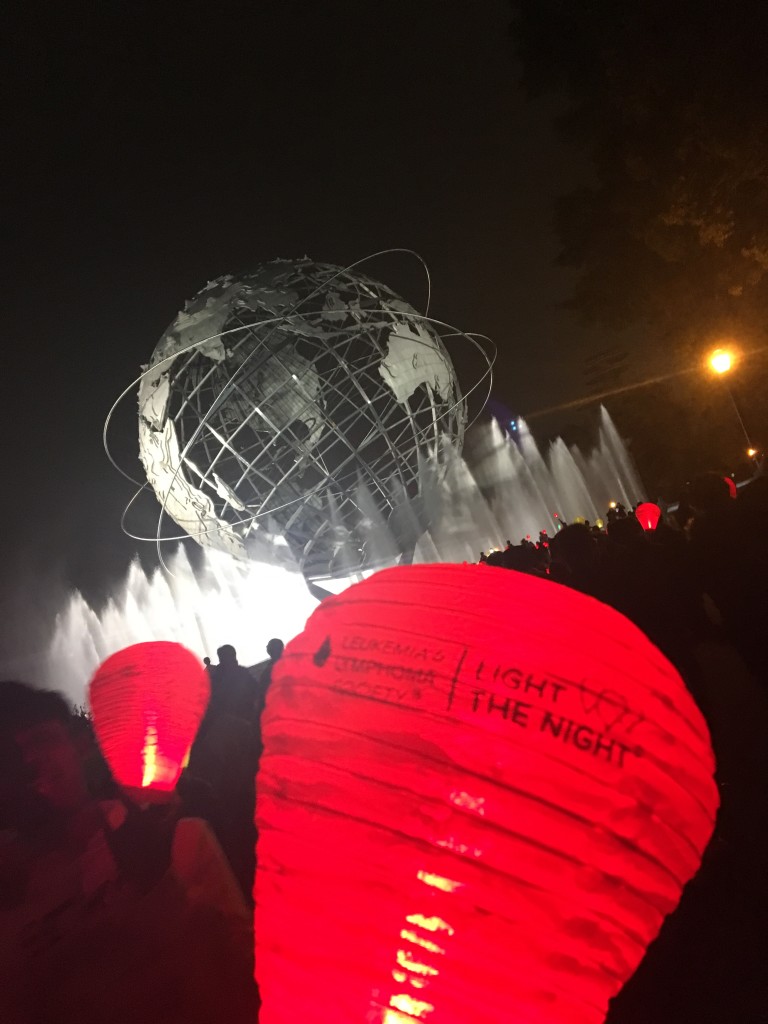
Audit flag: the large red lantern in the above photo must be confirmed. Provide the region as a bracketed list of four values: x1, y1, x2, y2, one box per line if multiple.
[635, 501, 661, 531]
[89, 641, 209, 799]
[255, 564, 718, 1024]
[723, 476, 737, 499]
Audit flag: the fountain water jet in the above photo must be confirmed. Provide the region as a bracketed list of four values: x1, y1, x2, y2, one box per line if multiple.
[417, 406, 644, 562]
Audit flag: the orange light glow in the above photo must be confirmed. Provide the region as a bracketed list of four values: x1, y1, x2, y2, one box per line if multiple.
[141, 716, 159, 788]
[384, 870, 454, 1022]
[449, 790, 486, 814]
[435, 836, 482, 857]
[391, 969, 427, 989]
[388, 993, 435, 1018]
[396, 950, 439, 977]
[383, 1009, 413, 1024]
[416, 870, 463, 892]
[709, 347, 733, 374]
[405, 914, 455, 936]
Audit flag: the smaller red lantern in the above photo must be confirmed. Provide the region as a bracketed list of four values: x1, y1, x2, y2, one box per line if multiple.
[635, 501, 661, 531]
[723, 476, 737, 499]
[89, 641, 209, 800]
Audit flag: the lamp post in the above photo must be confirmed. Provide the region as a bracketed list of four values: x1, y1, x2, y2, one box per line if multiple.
[708, 347, 755, 458]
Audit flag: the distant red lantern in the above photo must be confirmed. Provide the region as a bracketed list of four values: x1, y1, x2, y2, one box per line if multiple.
[255, 565, 718, 1024]
[723, 476, 737, 499]
[635, 501, 661, 531]
[89, 641, 209, 799]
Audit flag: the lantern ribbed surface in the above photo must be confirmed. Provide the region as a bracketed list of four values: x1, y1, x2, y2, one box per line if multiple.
[254, 564, 718, 1024]
[89, 641, 209, 794]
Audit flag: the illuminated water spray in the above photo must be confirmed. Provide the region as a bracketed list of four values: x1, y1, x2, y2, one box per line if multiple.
[46, 546, 317, 704]
[419, 405, 644, 562]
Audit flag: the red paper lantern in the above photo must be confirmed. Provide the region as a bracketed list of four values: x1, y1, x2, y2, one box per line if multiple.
[723, 476, 737, 499]
[89, 641, 209, 798]
[635, 501, 661, 531]
[255, 564, 718, 1024]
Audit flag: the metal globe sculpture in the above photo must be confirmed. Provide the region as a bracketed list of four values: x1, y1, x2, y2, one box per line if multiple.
[137, 258, 466, 580]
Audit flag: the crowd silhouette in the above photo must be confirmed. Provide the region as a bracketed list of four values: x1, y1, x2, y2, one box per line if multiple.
[477, 475, 768, 685]
[0, 641, 284, 1022]
[1, 472, 767, 1022]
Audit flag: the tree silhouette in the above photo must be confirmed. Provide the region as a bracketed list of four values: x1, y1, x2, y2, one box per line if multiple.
[510, 0, 768, 485]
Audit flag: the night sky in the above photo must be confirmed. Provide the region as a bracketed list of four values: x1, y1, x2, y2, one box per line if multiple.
[3, 7, 767, 1020]
[2, 2, 595, 663]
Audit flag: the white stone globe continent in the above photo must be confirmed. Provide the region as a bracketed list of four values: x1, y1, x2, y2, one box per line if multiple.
[137, 259, 464, 578]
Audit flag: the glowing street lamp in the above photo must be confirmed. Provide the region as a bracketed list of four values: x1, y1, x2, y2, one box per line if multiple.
[709, 348, 733, 375]
[747, 447, 757, 459]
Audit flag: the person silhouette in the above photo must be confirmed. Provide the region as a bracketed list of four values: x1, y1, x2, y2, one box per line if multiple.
[209, 646, 256, 721]
[265, 638, 284, 665]
[250, 639, 285, 728]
